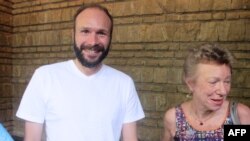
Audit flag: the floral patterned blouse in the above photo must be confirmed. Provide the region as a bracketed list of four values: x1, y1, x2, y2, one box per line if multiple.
[174, 105, 233, 141]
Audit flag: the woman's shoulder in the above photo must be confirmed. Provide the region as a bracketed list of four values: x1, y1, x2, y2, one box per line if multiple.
[164, 106, 178, 129]
[237, 103, 250, 124]
[163, 107, 177, 138]
[164, 107, 176, 121]
[163, 102, 187, 126]
[164, 102, 187, 115]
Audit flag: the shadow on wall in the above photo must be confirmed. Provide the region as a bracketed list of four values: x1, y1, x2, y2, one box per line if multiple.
[12, 135, 23, 141]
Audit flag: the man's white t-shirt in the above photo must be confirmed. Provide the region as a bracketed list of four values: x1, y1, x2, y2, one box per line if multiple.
[16, 60, 145, 141]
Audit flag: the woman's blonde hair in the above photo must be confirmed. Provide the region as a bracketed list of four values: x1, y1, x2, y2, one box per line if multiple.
[183, 44, 234, 80]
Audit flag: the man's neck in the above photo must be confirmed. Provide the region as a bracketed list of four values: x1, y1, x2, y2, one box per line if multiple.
[73, 59, 102, 76]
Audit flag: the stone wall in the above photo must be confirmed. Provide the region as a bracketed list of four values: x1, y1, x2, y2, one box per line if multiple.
[1, 0, 250, 140]
[0, 0, 13, 133]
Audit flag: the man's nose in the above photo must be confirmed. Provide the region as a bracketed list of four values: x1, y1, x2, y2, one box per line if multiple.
[87, 33, 99, 46]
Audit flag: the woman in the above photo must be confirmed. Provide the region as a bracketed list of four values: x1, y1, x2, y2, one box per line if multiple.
[162, 44, 250, 141]
[0, 123, 14, 141]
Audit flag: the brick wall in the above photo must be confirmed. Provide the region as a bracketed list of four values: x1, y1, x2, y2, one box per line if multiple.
[1, 0, 249, 140]
[0, 0, 13, 133]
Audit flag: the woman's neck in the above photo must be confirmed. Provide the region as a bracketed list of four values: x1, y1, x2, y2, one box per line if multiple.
[189, 100, 216, 126]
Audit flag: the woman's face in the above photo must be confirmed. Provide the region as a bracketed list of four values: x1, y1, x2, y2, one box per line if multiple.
[186, 63, 231, 110]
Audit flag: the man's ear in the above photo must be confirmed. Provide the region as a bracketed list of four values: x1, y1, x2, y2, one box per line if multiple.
[71, 29, 74, 43]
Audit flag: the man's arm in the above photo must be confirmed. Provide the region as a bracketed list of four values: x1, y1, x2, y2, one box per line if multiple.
[122, 122, 138, 141]
[24, 121, 43, 141]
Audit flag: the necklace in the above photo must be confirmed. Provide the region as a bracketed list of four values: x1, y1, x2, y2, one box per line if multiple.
[191, 109, 216, 126]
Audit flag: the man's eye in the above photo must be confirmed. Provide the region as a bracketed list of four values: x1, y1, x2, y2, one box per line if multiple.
[98, 32, 106, 36]
[81, 30, 89, 33]
[210, 82, 216, 84]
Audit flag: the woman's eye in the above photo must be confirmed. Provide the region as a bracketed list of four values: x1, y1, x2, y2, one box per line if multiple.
[208, 80, 218, 85]
[209, 81, 216, 84]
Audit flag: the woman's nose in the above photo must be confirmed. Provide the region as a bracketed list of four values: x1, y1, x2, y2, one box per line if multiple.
[217, 82, 228, 96]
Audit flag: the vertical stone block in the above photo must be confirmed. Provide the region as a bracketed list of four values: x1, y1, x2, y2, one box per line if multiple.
[137, 0, 164, 15]
[231, 0, 244, 9]
[153, 68, 168, 83]
[144, 24, 167, 42]
[163, 23, 176, 41]
[140, 93, 156, 110]
[141, 67, 154, 82]
[198, 22, 218, 41]
[246, 20, 250, 41]
[138, 126, 162, 141]
[200, 0, 213, 11]
[109, 2, 135, 16]
[61, 8, 73, 21]
[213, 0, 231, 10]
[217, 21, 230, 41]
[113, 25, 145, 43]
[174, 22, 200, 41]
[164, 0, 176, 12]
[60, 29, 72, 45]
[47, 9, 62, 23]
[175, 0, 189, 12]
[187, 0, 200, 12]
[156, 94, 167, 111]
[228, 21, 245, 41]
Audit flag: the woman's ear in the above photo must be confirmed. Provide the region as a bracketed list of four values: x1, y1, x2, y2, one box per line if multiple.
[185, 78, 194, 93]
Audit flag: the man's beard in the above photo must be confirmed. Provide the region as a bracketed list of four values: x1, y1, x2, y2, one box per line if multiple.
[73, 43, 109, 68]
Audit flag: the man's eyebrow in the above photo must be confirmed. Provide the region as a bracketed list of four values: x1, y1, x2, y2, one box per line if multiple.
[78, 27, 109, 32]
[97, 29, 109, 33]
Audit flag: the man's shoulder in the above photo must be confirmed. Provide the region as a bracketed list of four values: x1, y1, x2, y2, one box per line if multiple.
[37, 60, 71, 71]
[34, 60, 72, 75]
[103, 65, 132, 80]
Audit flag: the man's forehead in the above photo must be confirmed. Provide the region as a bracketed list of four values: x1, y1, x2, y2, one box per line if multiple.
[75, 8, 111, 31]
[76, 8, 110, 21]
